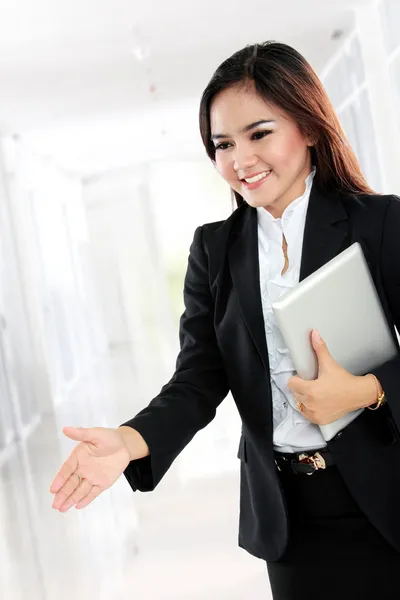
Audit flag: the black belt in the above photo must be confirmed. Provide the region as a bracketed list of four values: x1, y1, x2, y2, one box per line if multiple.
[274, 448, 335, 475]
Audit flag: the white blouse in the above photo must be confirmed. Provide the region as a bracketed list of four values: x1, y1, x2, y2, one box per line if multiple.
[256, 168, 326, 453]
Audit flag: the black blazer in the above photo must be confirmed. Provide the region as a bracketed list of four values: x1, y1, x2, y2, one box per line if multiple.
[121, 181, 400, 562]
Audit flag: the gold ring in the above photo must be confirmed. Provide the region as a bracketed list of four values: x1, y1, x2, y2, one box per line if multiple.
[296, 401, 304, 413]
[73, 473, 82, 485]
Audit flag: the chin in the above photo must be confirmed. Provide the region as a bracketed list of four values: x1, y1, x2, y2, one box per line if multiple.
[244, 196, 275, 209]
[247, 201, 268, 209]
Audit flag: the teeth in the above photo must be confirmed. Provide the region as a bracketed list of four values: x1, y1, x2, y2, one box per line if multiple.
[245, 170, 271, 184]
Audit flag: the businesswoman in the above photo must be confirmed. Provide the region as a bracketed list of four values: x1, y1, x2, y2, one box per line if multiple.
[50, 42, 400, 599]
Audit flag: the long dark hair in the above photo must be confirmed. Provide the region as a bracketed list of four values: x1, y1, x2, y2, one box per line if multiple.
[199, 41, 375, 208]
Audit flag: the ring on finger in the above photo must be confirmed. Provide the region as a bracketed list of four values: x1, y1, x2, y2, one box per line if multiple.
[72, 473, 82, 485]
[296, 400, 304, 413]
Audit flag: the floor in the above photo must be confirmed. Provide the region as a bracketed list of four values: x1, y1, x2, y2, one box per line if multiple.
[0, 348, 272, 599]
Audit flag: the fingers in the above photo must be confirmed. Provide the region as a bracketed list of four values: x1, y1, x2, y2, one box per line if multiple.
[49, 454, 78, 494]
[62, 426, 92, 443]
[294, 392, 316, 422]
[75, 486, 102, 510]
[57, 478, 94, 513]
[49, 427, 91, 493]
[297, 402, 342, 425]
[295, 398, 318, 423]
[52, 470, 83, 510]
[298, 405, 316, 423]
[288, 376, 310, 395]
[293, 392, 307, 407]
[52, 468, 104, 512]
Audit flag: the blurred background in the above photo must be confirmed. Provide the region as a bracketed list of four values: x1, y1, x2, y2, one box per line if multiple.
[0, 0, 399, 598]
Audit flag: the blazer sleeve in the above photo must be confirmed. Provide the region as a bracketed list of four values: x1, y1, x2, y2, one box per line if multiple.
[119, 225, 230, 492]
[370, 195, 400, 430]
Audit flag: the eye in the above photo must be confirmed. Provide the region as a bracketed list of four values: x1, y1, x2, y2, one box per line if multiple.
[251, 130, 272, 140]
[215, 141, 232, 151]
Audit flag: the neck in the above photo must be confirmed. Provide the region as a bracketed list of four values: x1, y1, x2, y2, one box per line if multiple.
[265, 163, 313, 219]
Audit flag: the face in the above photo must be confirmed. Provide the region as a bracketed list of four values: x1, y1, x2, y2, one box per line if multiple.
[210, 84, 313, 218]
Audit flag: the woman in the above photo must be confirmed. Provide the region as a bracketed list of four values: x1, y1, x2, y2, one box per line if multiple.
[50, 42, 400, 599]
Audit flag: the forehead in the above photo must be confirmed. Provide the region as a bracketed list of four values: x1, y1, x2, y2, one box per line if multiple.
[210, 85, 281, 134]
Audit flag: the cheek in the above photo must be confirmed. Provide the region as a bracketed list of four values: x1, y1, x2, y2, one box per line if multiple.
[268, 134, 308, 168]
[215, 155, 235, 183]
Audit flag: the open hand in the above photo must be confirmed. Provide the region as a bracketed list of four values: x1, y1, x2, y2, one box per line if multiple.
[50, 427, 131, 512]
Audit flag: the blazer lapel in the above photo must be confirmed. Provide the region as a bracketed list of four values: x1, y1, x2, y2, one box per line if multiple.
[228, 207, 271, 373]
[299, 182, 349, 281]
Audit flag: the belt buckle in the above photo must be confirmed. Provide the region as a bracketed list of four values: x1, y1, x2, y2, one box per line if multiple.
[298, 452, 326, 475]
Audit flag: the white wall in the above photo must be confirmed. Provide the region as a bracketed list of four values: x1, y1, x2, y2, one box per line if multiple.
[2, 137, 106, 412]
[83, 168, 177, 401]
[321, 2, 400, 195]
[146, 159, 232, 326]
[0, 146, 36, 449]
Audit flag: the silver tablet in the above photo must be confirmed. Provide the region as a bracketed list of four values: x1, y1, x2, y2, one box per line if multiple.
[271, 242, 398, 440]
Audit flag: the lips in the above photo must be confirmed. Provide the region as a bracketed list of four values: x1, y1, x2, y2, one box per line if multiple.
[241, 170, 272, 190]
[242, 170, 271, 184]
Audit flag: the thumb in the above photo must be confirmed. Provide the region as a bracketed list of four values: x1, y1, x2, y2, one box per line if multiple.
[311, 329, 333, 373]
[62, 426, 93, 443]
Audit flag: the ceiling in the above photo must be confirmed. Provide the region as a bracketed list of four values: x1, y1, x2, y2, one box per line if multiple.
[0, 0, 373, 176]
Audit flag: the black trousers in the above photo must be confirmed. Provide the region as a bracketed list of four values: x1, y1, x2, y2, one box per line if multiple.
[266, 462, 400, 600]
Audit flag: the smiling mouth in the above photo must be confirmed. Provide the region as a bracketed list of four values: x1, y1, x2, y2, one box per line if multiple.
[241, 170, 272, 189]
[242, 170, 272, 184]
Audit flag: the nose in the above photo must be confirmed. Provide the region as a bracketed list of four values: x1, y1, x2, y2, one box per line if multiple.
[233, 144, 258, 174]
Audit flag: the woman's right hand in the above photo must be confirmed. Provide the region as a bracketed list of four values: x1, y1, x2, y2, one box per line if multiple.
[50, 425, 149, 513]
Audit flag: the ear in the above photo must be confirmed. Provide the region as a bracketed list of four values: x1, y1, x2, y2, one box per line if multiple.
[307, 132, 318, 147]
[303, 127, 316, 147]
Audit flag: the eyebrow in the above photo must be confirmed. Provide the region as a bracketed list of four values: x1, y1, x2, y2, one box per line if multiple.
[211, 119, 276, 141]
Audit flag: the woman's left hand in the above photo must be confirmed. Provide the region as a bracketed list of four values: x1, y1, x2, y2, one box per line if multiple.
[287, 330, 377, 425]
